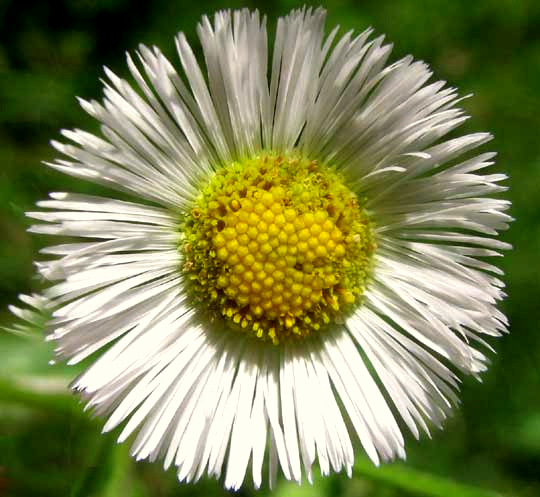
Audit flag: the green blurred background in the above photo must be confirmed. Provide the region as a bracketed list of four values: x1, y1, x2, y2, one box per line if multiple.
[0, 0, 539, 496]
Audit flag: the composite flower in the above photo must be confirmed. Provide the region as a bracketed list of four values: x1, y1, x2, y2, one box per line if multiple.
[11, 7, 511, 490]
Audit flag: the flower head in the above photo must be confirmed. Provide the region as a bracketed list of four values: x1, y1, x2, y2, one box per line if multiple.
[11, 7, 511, 490]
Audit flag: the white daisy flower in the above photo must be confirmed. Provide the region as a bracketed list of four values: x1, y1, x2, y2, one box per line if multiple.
[11, 7, 511, 490]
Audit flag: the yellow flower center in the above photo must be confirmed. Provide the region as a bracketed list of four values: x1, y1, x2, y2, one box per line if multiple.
[182, 154, 375, 344]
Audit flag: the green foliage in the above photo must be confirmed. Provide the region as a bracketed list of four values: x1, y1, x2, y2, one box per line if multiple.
[1, 0, 539, 495]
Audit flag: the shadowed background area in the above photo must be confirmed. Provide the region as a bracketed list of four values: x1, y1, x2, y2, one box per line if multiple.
[0, 0, 539, 496]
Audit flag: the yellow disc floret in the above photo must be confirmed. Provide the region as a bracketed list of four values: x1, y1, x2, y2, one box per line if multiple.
[181, 154, 375, 344]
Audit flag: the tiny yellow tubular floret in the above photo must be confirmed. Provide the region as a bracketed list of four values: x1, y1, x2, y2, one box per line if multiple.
[181, 153, 375, 344]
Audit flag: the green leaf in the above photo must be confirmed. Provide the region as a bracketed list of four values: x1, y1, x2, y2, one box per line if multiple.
[0, 375, 83, 418]
[354, 458, 504, 497]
